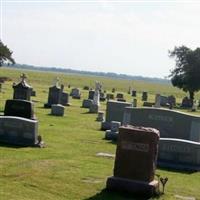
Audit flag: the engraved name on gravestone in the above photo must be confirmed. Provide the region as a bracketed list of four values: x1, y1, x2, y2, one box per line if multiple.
[106, 126, 159, 197]
[123, 107, 200, 142]
[158, 138, 200, 171]
[101, 100, 132, 130]
[13, 73, 32, 101]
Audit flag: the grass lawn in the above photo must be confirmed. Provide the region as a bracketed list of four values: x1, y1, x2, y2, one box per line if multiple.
[0, 67, 200, 200]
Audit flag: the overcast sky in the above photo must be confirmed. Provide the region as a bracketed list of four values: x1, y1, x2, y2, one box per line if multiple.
[1, 0, 200, 78]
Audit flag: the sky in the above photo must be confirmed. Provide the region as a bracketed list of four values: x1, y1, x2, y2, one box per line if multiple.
[1, 0, 200, 78]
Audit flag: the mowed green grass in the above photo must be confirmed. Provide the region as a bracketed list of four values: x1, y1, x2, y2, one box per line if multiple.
[0, 67, 200, 200]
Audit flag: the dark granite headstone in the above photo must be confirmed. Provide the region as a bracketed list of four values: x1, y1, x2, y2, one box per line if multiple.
[142, 91, 148, 101]
[106, 93, 114, 100]
[4, 99, 35, 120]
[116, 93, 124, 99]
[88, 90, 95, 100]
[106, 125, 159, 197]
[131, 90, 136, 97]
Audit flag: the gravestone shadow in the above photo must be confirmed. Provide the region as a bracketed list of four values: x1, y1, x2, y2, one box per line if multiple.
[84, 188, 153, 200]
[0, 142, 27, 148]
[157, 166, 197, 174]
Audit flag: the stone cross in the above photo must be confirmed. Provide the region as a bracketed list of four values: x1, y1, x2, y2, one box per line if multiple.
[93, 81, 101, 106]
[20, 73, 27, 82]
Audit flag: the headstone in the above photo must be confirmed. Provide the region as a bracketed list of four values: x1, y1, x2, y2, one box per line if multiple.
[192, 100, 198, 112]
[83, 86, 89, 90]
[0, 116, 38, 146]
[142, 91, 148, 101]
[51, 104, 65, 116]
[123, 107, 200, 142]
[116, 93, 124, 99]
[106, 93, 114, 100]
[82, 99, 93, 108]
[60, 92, 70, 106]
[0, 83, 2, 92]
[13, 73, 32, 101]
[154, 94, 161, 108]
[96, 111, 104, 122]
[181, 97, 192, 108]
[143, 102, 154, 107]
[105, 121, 121, 140]
[132, 90, 136, 97]
[160, 95, 169, 106]
[70, 88, 81, 99]
[4, 99, 35, 120]
[88, 90, 95, 100]
[31, 90, 36, 97]
[132, 98, 137, 107]
[106, 125, 159, 197]
[158, 138, 200, 171]
[44, 81, 70, 107]
[112, 88, 115, 93]
[89, 81, 101, 113]
[101, 100, 132, 130]
[128, 87, 131, 94]
[168, 95, 176, 108]
[100, 92, 106, 101]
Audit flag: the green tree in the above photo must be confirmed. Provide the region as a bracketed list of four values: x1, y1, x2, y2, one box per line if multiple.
[169, 46, 200, 100]
[0, 40, 15, 67]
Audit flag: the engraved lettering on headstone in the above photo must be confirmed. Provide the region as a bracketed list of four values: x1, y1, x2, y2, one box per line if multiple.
[121, 141, 149, 152]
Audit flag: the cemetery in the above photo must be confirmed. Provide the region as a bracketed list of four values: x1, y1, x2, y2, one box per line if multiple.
[0, 68, 200, 199]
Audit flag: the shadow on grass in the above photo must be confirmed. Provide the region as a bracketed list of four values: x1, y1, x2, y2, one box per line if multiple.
[0, 142, 27, 148]
[84, 188, 152, 200]
[81, 111, 96, 114]
[157, 166, 198, 174]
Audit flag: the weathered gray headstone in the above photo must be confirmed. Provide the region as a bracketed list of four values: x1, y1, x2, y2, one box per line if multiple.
[51, 104, 65, 116]
[154, 94, 161, 108]
[101, 100, 132, 130]
[0, 116, 38, 146]
[70, 88, 81, 99]
[105, 121, 121, 140]
[106, 125, 159, 197]
[158, 138, 200, 171]
[123, 107, 200, 142]
[82, 99, 93, 108]
[96, 111, 104, 122]
[13, 73, 32, 101]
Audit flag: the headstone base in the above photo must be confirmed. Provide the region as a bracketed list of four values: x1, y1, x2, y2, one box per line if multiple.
[105, 130, 118, 140]
[101, 121, 111, 130]
[106, 176, 158, 198]
[89, 104, 99, 113]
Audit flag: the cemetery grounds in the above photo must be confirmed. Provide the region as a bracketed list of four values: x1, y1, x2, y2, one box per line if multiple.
[0, 67, 200, 200]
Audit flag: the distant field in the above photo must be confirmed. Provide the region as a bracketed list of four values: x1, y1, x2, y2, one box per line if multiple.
[0, 67, 200, 200]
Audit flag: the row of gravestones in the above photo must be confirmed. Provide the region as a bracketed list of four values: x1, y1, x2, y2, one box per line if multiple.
[0, 74, 43, 147]
[101, 100, 200, 172]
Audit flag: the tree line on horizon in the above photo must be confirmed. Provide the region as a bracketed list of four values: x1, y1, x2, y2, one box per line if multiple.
[0, 40, 200, 101]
